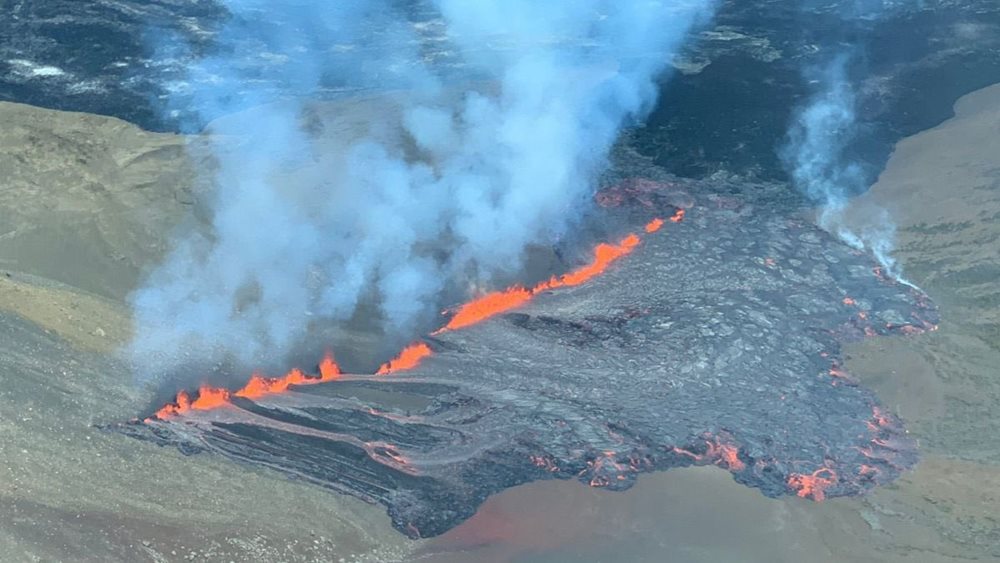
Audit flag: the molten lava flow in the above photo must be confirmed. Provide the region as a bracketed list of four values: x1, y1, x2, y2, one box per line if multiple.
[152, 384, 237, 419]
[858, 464, 881, 478]
[230, 353, 341, 400]
[376, 342, 433, 375]
[438, 287, 534, 332]
[235, 372, 298, 400]
[191, 385, 231, 409]
[530, 454, 560, 473]
[787, 467, 838, 501]
[543, 234, 641, 289]
[435, 229, 654, 333]
[319, 352, 341, 380]
[670, 434, 746, 472]
[153, 354, 343, 419]
[870, 406, 892, 428]
[152, 390, 192, 419]
[149, 213, 683, 419]
[707, 441, 746, 472]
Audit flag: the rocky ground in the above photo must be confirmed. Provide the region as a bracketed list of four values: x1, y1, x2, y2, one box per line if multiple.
[3, 0, 1000, 180]
[417, 84, 1000, 563]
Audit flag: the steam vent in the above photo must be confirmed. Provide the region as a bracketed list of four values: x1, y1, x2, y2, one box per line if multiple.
[117, 176, 937, 538]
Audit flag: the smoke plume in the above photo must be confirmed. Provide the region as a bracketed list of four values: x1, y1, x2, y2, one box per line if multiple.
[130, 1, 714, 381]
[781, 51, 911, 285]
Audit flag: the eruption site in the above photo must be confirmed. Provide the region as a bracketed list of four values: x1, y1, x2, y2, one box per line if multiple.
[148, 207, 684, 418]
[117, 0, 938, 542]
[120, 177, 938, 538]
[127, 0, 716, 386]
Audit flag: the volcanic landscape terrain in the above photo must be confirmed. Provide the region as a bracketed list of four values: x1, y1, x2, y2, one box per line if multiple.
[120, 170, 937, 538]
[1, 0, 1000, 558]
[1, 75, 999, 563]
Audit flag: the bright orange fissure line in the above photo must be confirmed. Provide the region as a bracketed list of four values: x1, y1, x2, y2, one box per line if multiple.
[433, 231, 642, 333]
[150, 211, 682, 419]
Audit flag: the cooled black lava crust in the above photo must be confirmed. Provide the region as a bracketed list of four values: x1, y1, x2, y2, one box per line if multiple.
[117, 174, 937, 538]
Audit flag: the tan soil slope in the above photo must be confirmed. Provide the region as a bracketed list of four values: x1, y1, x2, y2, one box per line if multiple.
[846, 83, 1000, 460]
[0, 102, 409, 562]
[0, 101, 207, 301]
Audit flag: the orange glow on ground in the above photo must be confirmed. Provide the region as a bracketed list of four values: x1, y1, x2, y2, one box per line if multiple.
[543, 234, 641, 290]
[436, 230, 648, 333]
[153, 384, 231, 418]
[191, 385, 231, 410]
[319, 352, 341, 380]
[788, 467, 838, 500]
[670, 435, 746, 472]
[152, 390, 192, 419]
[376, 342, 433, 375]
[710, 442, 746, 472]
[151, 213, 682, 419]
[156, 355, 344, 418]
[438, 287, 534, 332]
[235, 373, 293, 399]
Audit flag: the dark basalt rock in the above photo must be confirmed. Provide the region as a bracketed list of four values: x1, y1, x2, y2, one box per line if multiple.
[640, 0, 1000, 185]
[114, 176, 938, 538]
[0, 0, 227, 130]
[3, 0, 999, 183]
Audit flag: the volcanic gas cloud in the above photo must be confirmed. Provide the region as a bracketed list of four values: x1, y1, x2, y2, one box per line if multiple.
[150, 210, 682, 419]
[129, 0, 716, 386]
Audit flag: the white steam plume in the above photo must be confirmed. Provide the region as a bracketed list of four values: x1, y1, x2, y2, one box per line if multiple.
[130, 1, 715, 381]
[781, 54, 914, 287]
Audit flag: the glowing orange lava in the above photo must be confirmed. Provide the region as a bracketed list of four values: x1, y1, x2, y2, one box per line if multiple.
[152, 390, 192, 419]
[435, 230, 646, 333]
[150, 212, 683, 419]
[788, 467, 838, 501]
[543, 234, 641, 289]
[319, 352, 341, 380]
[155, 354, 343, 418]
[191, 385, 232, 409]
[153, 384, 237, 419]
[670, 435, 746, 472]
[438, 287, 534, 332]
[709, 442, 746, 472]
[235, 372, 297, 400]
[858, 464, 880, 477]
[829, 366, 849, 379]
[376, 342, 433, 375]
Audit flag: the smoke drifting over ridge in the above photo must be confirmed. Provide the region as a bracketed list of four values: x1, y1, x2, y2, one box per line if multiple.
[130, 1, 714, 381]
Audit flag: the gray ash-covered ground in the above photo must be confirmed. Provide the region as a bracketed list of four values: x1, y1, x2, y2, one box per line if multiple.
[117, 175, 938, 539]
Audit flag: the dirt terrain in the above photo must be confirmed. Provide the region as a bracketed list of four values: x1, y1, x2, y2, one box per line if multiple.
[0, 101, 409, 562]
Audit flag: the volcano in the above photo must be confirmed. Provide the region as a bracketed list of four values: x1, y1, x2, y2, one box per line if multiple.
[115, 175, 937, 538]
